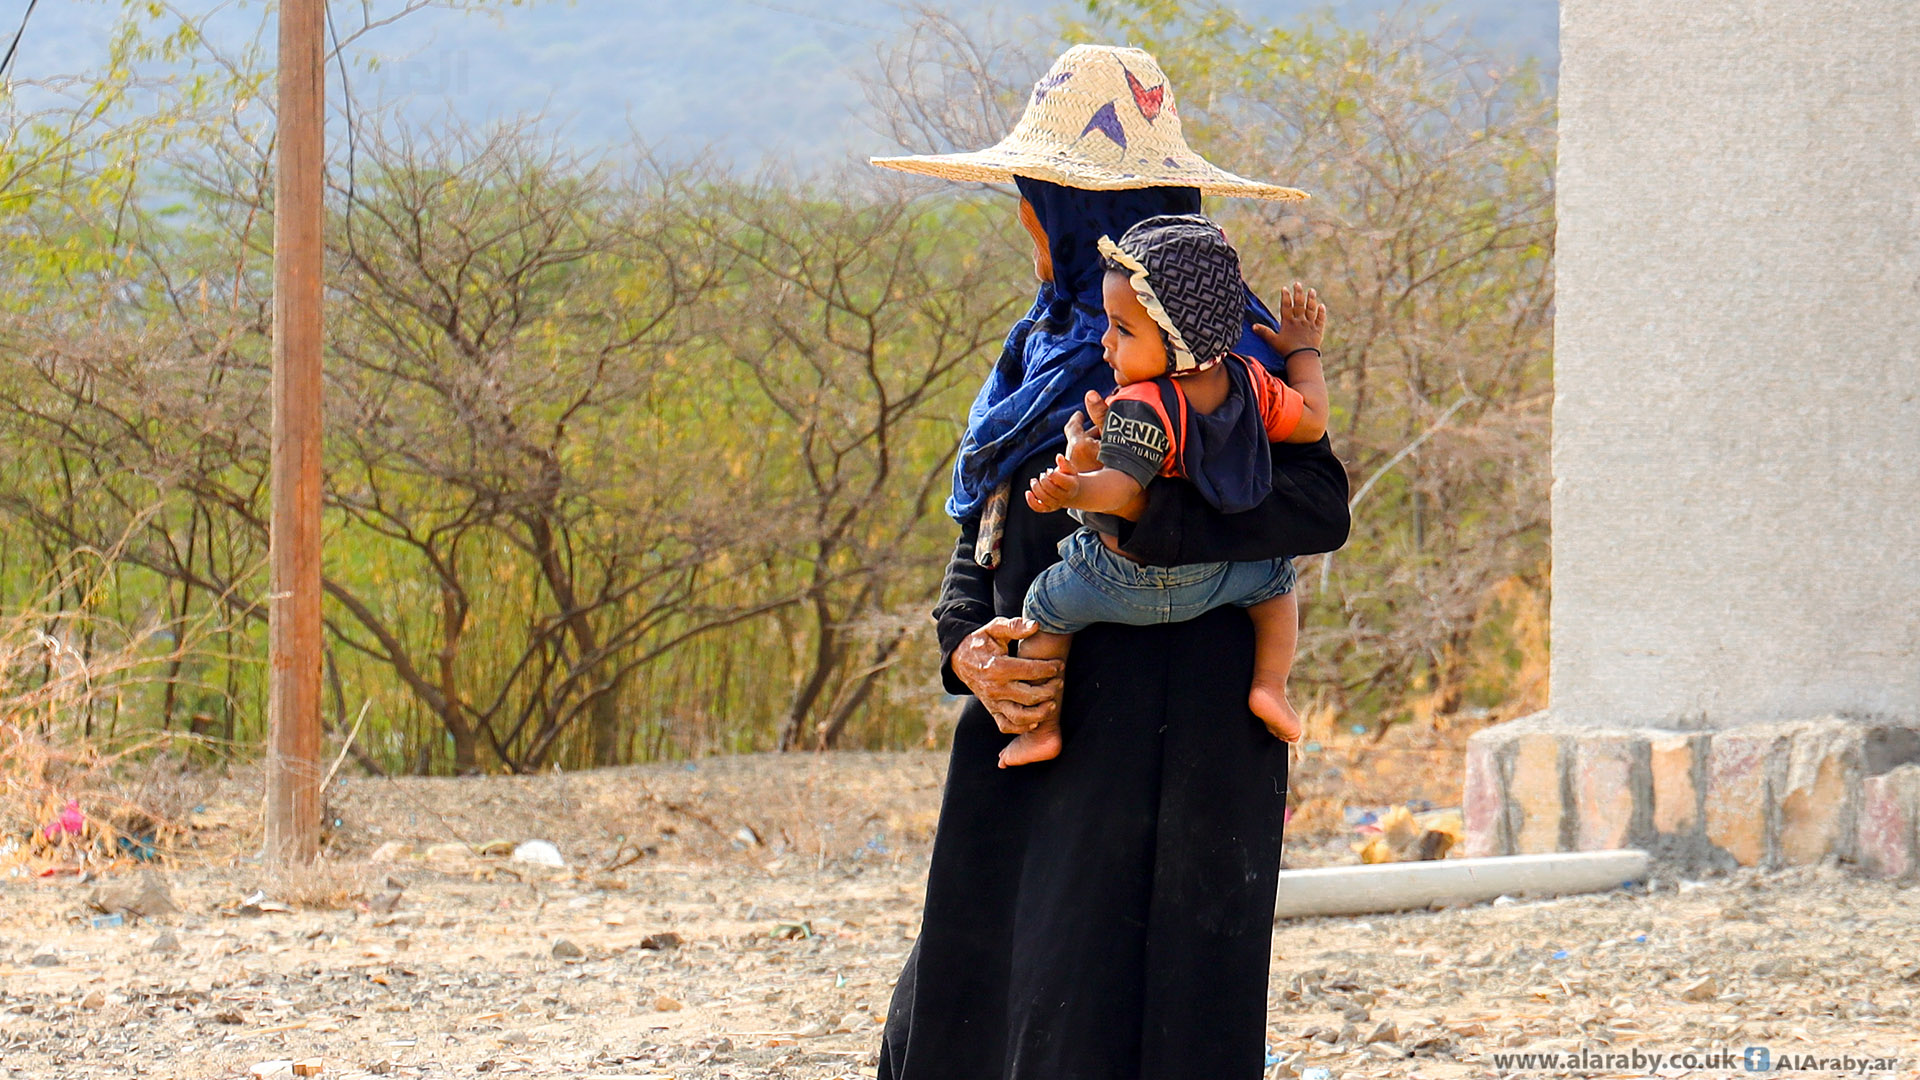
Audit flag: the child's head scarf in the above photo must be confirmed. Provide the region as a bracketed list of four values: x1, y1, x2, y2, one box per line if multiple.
[1097, 214, 1246, 376]
[946, 177, 1296, 522]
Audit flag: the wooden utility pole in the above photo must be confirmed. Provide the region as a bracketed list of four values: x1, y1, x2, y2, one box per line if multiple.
[267, 0, 325, 865]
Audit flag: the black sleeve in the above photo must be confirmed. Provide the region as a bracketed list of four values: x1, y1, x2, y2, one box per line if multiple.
[1096, 397, 1172, 490]
[931, 513, 994, 696]
[1115, 435, 1352, 566]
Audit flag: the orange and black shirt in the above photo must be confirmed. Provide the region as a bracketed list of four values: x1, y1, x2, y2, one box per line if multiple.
[1093, 352, 1305, 520]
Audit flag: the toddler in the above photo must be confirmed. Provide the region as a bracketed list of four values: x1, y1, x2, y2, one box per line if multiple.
[1005, 213, 1329, 768]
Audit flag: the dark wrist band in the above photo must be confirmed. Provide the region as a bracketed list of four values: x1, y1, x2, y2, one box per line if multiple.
[1281, 347, 1321, 363]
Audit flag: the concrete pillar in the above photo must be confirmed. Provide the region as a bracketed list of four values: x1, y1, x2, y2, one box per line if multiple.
[1466, 2, 1920, 872]
[1552, 0, 1920, 730]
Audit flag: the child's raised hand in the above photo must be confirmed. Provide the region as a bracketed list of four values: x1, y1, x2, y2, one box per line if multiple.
[1082, 388, 1110, 429]
[1062, 408, 1102, 472]
[1255, 281, 1327, 358]
[1024, 454, 1081, 513]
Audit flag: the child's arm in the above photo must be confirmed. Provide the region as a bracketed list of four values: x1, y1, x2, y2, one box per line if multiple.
[1254, 282, 1330, 443]
[1025, 455, 1147, 515]
[1279, 350, 1327, 443]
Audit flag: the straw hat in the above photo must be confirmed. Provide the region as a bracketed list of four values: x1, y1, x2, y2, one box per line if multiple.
[871, 44, 1307, 201]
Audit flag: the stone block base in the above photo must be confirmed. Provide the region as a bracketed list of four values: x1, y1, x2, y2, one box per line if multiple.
[1464, 714, 1920, 877]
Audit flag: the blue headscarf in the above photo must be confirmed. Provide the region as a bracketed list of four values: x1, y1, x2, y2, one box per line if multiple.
[947, 176, 1295, 522]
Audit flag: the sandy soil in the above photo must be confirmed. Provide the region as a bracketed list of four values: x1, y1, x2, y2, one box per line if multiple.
[3, 751, 1916, 1080]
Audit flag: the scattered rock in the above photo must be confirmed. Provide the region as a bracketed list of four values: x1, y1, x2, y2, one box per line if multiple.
[368, 889, 404, 914]
[1679, 976, 1718, 1002]
[150, 930, 181, 953]
[652, 994, 684, 1012]
[248, 1062, 293, 1079]
[368, 842, 412, 863]
[1449, 1021, 1487, 1038]
[29, 949, 60, 967]
[232, 890, 293, 917]
[80, 990, 106, 1010]
[640, 932, 682, 950]
[551, 939, 584, 959]
[292, 1060, 325, 1077]
[1365, 1018, 1398, 1044]
[1410, 1030, 1455, 1052]
[511, 840, 565, 868]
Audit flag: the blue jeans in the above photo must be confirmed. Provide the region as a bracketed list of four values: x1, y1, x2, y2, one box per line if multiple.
[1021, 527, 1297, 636]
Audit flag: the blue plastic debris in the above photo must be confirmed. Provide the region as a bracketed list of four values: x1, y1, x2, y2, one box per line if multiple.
[90, 913, 123, 929]
[1552, 949, 1569, 960]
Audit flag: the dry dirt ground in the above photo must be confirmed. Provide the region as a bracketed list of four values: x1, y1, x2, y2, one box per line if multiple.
[3, 751, 1918, 1080]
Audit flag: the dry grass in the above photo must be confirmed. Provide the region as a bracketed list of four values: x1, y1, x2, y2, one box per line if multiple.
[0, 529, 248, 875]
[267, 854, 375, 909]
[318, 750, 949, 874]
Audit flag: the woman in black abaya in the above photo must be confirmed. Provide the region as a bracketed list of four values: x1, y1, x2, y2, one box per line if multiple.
[869, 45, 1350, 1080]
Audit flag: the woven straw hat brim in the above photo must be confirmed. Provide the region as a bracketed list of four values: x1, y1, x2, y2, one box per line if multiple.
[871, 149, 1309, 202]
[869, 44, 1308, 201]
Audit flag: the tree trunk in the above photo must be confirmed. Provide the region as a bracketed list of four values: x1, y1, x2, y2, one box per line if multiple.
[778, 595, 839, 750]
[589, 680, 625, 767]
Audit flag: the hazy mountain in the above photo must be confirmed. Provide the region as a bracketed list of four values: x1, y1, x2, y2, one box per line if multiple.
[17, 0, 1555, 168]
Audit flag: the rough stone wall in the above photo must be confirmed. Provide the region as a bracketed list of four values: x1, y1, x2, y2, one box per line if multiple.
[1551, 0, 1920, 729]
[1464, 715, 1920, 876]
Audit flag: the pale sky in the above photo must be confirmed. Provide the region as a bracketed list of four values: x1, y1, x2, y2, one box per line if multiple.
[12, 0, 1556, 169]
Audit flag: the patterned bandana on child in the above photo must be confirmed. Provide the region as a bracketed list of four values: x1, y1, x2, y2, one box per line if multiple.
[1096, 214, 1247, 376]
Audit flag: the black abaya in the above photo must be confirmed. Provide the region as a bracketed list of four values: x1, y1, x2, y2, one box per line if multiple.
[879, 436, 1350, 1080]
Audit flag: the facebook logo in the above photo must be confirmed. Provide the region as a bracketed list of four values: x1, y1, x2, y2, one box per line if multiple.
[1744, 1046, 1770, 1072]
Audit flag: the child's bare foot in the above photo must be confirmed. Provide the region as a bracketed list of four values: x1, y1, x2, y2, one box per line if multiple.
[1250, 677, 1302, 743]
[998, 716, 1062, 767]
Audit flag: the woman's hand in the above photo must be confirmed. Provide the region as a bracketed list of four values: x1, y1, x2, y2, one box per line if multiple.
[950, 617, 1064, 734]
